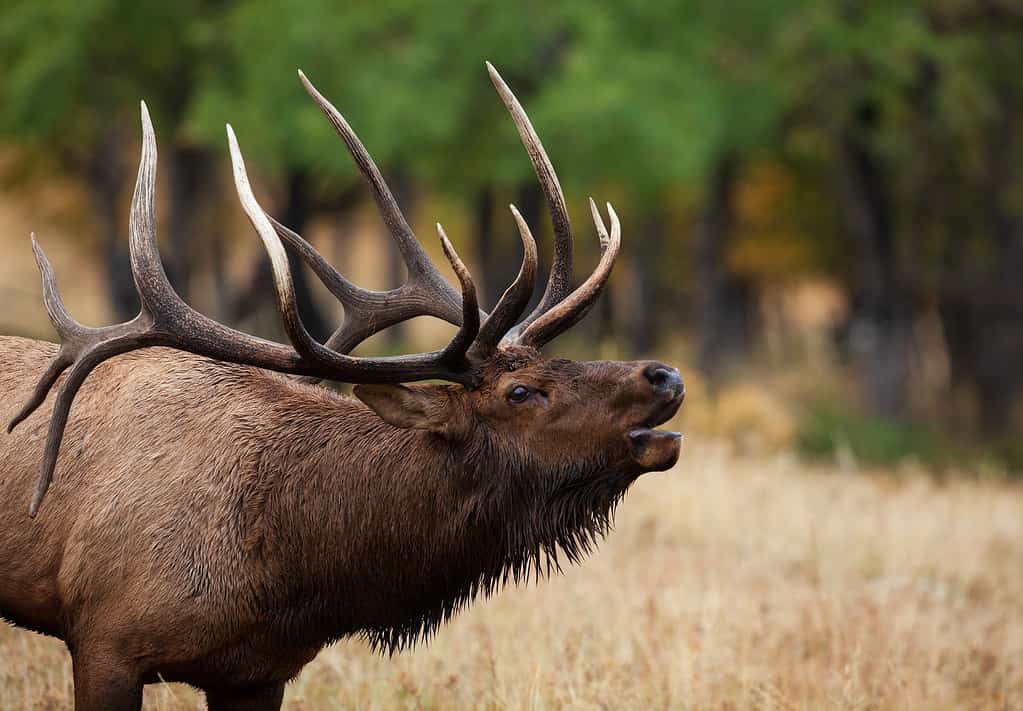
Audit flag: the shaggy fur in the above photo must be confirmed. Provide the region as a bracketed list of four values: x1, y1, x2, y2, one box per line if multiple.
[0, 336, 681, 710]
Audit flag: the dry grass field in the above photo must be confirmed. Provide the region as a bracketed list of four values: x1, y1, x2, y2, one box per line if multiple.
[1, 439, 1020, 710]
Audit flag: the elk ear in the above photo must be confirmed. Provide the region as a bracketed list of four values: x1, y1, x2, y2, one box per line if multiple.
[354, 384, 465, 437]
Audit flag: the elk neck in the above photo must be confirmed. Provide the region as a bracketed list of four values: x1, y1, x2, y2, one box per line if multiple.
[245, 376, 632, 653]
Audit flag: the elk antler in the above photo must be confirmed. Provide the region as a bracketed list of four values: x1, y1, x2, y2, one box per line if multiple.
[9, 64, 622, 516]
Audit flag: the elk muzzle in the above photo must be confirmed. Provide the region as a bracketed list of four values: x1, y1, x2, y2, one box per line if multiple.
[626, 362, 684, 471]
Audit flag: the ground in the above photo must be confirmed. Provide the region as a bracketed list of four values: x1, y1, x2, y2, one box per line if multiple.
[1, 440, 1020, 710]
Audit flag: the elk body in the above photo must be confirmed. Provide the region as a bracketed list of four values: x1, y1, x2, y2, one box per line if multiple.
[0, 65, 683, 711]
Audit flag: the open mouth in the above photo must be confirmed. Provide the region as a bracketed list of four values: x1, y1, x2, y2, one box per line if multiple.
[626, 393, 684, 471]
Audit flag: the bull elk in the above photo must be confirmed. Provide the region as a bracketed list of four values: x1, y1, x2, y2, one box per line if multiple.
[0, 64, 684, 711]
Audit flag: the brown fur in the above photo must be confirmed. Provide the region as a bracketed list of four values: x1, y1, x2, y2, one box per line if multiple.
[0, 336, 681, 710]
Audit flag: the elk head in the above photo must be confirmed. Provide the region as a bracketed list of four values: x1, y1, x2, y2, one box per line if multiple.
[356, 351, 683, 480]
[9, 63, 684, 518]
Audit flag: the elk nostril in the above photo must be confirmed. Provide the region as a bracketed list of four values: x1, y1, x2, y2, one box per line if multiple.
[643, 364, 683, 397]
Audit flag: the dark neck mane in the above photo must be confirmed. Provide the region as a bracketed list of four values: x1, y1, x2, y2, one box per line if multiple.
[255, 382, 636, 654]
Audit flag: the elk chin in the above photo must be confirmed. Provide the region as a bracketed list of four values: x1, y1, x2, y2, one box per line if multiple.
[626, 428, 682, 472]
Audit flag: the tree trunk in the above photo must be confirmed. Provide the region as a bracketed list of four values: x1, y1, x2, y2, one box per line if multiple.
[973, 85, 1023, 433]
[87, 123, 136, 321]
[626, 209, 667, 355]
[933, 81, 1023, 434]
[697, 153, 755, 384]
[165, 145, 216, 303]
[838, 103, 913, 420]
[281, 170, 330, 343]
[474, 186, 501, 308]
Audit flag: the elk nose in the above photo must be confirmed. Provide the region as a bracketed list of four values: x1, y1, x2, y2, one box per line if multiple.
[642, 363, 684, 400]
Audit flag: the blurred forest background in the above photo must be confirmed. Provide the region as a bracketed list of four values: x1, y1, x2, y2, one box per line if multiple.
[1, 0, 1022, 473]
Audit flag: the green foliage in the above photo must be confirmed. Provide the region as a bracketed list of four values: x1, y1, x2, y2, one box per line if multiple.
[0, 0, 224, 157]
[3, 0, 1019, 217]
[796, 401, 1021, 476]
[0, 0, 812, 197]
[797, 402, 949, 469]
[538, 0, 800, 201]
[0, 0, 831, 205]
[185, 0, 558, 187]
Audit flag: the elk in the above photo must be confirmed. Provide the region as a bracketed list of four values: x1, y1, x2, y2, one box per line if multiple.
[0, 64, 684, 711]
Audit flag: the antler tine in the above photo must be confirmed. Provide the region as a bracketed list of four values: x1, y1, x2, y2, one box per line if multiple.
[297, 71, 463, 321]
[436, 224, 480, 363]
[227, 125, 313, 354]
[471, 204, 538, 356]
[589, 196, 612, 252]
[517, 201, 622, 349]
[7, 236, 77, 434]
[486, 62, 574, 335]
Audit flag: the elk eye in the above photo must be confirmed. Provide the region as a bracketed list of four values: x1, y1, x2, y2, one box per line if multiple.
[507, 385, 532, 404]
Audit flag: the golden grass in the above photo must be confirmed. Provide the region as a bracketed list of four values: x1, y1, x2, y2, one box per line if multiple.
[2, 440, 1021, 710]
